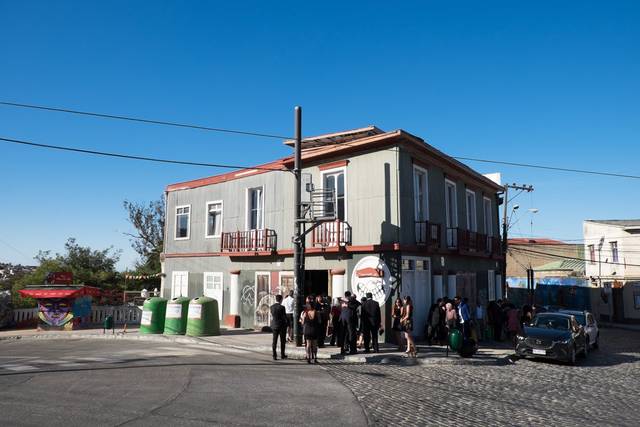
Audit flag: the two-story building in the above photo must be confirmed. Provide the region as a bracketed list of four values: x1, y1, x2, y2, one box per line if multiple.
[161, 127, 504, 338]
[584, 220, 640, 323]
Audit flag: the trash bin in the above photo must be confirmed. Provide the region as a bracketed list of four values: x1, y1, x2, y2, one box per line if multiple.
[139, 297, 167, 334]
[186, 296, 220, 337]
[448, 328, 463, 351]
[164, 296, 190, 335]
[103, 314, 113, 330]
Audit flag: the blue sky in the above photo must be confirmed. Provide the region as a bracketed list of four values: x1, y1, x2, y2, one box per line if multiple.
[1, 1, 639, 269]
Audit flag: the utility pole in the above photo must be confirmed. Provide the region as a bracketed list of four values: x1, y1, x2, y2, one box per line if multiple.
[292, 106, 304, 346]
[501, 183, 534, 299]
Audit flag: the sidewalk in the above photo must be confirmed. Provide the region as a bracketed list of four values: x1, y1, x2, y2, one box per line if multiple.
[0, 326, 515, 365]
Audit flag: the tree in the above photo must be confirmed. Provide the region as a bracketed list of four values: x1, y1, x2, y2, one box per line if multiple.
[123, 198, 164, 274]
[12, 238, 122, 307]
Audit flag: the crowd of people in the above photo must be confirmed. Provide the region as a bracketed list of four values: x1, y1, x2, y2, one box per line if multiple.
[270, 290, 384, 362]
[425, 297, 539, 346]
[269, 290, 535, 362]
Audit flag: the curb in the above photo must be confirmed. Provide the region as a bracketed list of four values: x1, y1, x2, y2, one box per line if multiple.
[0, 332, 515, 365]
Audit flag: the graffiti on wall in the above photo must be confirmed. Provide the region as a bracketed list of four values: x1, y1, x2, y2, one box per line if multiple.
[38, 298, 74, 327]
[507, 276, 588, 289]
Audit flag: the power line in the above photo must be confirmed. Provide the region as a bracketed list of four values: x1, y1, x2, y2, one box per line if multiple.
[0, 101, 290, 140]
[510, 245, 640, 268]
[0, 136, 289, 172]
[453, 156, 640, 180]
[3, 100, 640, 180]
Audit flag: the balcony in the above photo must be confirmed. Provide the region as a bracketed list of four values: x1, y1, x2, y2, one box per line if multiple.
[488, 235, 502, 256]
[415, 221, 441, 249]
[311, 220, 352, 247]
[221, 229, 277, 252]
[459, 230, 487, 253]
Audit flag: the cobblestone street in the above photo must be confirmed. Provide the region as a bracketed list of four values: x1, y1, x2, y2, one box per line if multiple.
[323, 328, 640, 426]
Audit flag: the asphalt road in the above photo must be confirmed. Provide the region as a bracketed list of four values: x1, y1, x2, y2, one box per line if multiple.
[0, 339, 366, 426]
[2, 327, 639, 426]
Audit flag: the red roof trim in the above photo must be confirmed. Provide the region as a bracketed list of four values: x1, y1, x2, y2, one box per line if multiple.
[165, 129, 503, 193]
[166, 158, 290, 192]
[318, 159, 349, 171]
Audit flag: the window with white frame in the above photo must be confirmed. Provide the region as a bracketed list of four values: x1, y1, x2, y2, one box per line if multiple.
[175, 205, 191, 239]
[413, 166, 428, 222]
[247, 187, 264, 230]
[611, 241, 619, 263]
[445, 180, 458, 228]
[588, 245, 596, 264]
[465, 189, 477, 232]
[483, 197, 492, 235]
[206, 201, 223, 237]
[323, 169, 346, 220]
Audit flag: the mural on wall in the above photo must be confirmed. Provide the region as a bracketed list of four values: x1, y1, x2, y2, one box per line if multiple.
[38, 298, 74, 327]
[72, 296, 92, 318]
[351, 256, 393, 306]
[507, 276, 588, 289]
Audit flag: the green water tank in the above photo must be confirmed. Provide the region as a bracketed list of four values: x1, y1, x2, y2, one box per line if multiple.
[163, 297, 190, 335]
[448, 328, 463, 351]
[139, 297, 167, 334]
[185, 296, 220, 337]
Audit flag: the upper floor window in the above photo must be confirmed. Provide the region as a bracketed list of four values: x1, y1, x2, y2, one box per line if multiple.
[465, 189, 477, 232]
[206, 201, 223, 237]
[445, 179, 458, 228]
[483, 197, 492, 235]
[175, 205, 190, 240]
[323, 169, 345, 220]
[413, 166, 428, 222]
[611, 241, 619, 263]
[588, 244, 595, 264]
[247, 187, 264, 230]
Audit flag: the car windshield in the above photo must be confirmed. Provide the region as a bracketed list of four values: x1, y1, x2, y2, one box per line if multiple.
[531, 315, 570, 330]
[573, 314, 586, 325]
[560, 312, 585, 325]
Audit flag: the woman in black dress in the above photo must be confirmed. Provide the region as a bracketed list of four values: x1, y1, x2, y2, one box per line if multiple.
[301, 303, 321, 364]
[401, 295, 416, 357]
[392, 298, 404, 350]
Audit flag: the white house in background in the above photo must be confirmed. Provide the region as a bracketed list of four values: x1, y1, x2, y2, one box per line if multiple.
[584, 220, 640, 322]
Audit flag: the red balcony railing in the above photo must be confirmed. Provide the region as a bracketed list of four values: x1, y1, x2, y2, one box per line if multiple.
[458, 230, 487, 252]
[311, 220, 352, 247]
[221, 229, 277, 252]
[489, 236, 502, 256]
[415, 221, 441, 249]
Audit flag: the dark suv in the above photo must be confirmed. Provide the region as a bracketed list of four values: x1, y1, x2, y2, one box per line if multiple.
[515, 312, 588, 365]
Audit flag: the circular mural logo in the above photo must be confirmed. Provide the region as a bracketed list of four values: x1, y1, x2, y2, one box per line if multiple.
[351, 256, 392, 306]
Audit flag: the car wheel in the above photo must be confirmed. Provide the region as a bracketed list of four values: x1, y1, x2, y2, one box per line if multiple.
[593, 334, 599, 349]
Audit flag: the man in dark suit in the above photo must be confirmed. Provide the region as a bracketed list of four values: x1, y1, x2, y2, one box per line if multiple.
[361, 292, 382, 353]
[270, 294, 288, 360]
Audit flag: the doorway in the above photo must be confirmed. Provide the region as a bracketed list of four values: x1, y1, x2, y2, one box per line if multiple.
[304, 270, 329, 299]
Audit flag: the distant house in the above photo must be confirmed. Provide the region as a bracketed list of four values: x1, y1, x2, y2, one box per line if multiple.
[584, 220, 640, 323]
[506, 238, 586, 308]
[161, 127, 504, 337]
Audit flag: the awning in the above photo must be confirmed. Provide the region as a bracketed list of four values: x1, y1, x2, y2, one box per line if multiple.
[19, 286, 102, 299]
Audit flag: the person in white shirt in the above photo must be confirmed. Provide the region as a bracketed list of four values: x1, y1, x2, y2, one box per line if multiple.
[283, 290, 295, 342]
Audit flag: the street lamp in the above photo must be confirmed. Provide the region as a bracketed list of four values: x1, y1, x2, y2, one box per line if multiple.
[528, 208, 539, 235]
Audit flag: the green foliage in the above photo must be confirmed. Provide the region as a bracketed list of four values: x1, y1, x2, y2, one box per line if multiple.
[12, 238, 123, 307]
[123, 198, 165, 287]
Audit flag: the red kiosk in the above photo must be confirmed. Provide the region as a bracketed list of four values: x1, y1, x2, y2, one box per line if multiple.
[18, 272, 102, 331]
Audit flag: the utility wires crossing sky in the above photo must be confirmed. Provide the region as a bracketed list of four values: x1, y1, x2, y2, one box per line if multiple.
[1, 100, 640, 179]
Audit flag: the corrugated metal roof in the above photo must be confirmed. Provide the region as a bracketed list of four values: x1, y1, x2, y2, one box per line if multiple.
[534, 259, 585, 273]
[585, 219, 640, 227]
